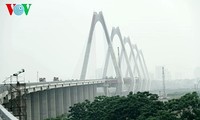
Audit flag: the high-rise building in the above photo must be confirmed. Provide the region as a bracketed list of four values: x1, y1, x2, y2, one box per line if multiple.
[194, 67, 200, 79]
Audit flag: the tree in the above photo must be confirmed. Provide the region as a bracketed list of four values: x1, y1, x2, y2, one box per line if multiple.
[68, 92, 173, 120]
[166, 92, 200, 119]
[48, 91, 200, 120]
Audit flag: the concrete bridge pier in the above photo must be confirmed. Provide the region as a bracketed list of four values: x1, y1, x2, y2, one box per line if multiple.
[31, 92, 40, 120]
[47, 89, 56, 118]
[83, 85, 89, 100]
[70, 86, 78, 106]
[63, 87, 71, 113]
[77, 86, 84, 103]
[55, 88, 64, 116]
[39, 90, 48, 120]
[82, 84, 97, 101]
[89, 85, 94, 101]
[93, 84, 97, 98]
[103, 85, 109, 96]
[26, 94, 31, 120]
[24, 84, 99, 120]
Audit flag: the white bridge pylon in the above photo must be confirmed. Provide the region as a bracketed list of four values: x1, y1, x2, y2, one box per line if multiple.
[140, 50, 151, 91]
[80, 12, 123, 94]
[121, 37, 142, 92]
[80, 11, 150, 94]
[103, 27, 135, 92]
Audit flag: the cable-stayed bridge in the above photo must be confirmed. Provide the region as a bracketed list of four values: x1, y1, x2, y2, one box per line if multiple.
[0, 12, 150, 120]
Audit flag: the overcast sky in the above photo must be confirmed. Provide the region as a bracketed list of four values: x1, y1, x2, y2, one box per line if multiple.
[0, 0, 200, 82]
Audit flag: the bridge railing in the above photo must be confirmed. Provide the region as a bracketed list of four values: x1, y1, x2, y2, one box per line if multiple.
[0, 104, 18, 120]
[0, 78, 119, 105]
[25, 79, 107, 93]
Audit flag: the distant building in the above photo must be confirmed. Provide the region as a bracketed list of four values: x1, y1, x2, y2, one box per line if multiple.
[194, 67, 200, 79]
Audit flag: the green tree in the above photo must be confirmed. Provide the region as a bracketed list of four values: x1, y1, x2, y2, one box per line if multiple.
[48, 91, 200, 120]
[166, 92, 200, 120]
[68, 92, 171, 120]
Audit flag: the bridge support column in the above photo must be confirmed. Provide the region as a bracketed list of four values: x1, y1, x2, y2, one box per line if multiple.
[116, 78, 123, 96]
[26, 94, 31, 120]
[63, 87, 71, 113]
[55, 88, 64, 116]
[70, 86, 78, 106]
[93, 84, 97, 98]
[104, 85, 109, 96]
[31, 92, 40, 120]
[77, 85, 84, 103]
[89, 85, 94, 101]
[39, 90, 48, 120]
[47, 89, 56, 118]
[83, 85, 89, 100]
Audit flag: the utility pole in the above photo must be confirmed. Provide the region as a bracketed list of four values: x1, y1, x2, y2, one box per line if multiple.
[162, 67, 166, 99]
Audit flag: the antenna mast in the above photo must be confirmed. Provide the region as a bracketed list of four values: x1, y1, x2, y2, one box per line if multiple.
[162, 67, 166, 98]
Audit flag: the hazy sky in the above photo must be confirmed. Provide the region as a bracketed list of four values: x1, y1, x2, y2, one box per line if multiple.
[0, 0, 200, 82]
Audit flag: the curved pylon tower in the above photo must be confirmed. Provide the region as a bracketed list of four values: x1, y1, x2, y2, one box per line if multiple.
[80, 11, 150, 95]
[80, 12, 123, 95]
[123, 37, 142, 92]
[125, 44, 150, 91]
[140, 50, 151, 91]
[133, 44, 147, 91]
[103, 27, 135, 92]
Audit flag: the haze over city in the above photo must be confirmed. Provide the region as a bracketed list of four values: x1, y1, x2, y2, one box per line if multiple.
[0, 0, 200, 82]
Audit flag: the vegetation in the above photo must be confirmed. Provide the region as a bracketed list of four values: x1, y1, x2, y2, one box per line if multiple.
[48, 91, 200, 120]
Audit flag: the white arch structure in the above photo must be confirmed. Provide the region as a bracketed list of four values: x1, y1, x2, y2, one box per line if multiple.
[80, 11, 150, 94]
[140, 50, 151, 91]
[123, 37, 142, 92]
[103, 27, 135, 92]
[80, 12, 123, 94]
[133, 44, 147, 91]
[125, 49, 143, 91]
[124, 44, 150, 91]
